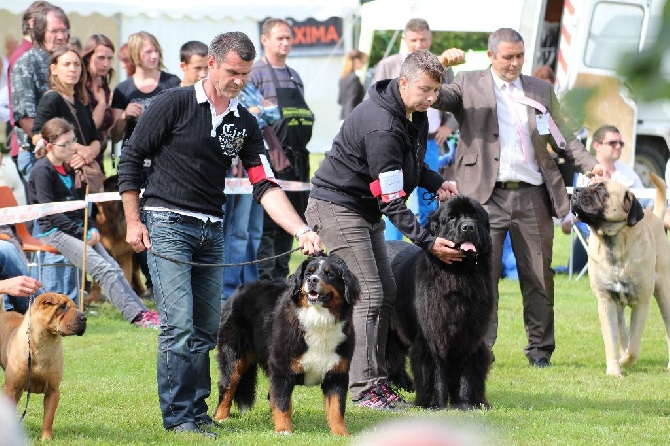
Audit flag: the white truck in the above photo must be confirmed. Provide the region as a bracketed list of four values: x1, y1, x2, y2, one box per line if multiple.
[358, 0, 670, 185]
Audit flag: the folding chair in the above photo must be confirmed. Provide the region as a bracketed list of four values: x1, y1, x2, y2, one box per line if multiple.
[0, 186, 79, 286]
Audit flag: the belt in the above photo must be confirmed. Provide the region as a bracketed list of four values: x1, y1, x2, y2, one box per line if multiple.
[428, 132, 437, 139]
[495, 181, 534, 190]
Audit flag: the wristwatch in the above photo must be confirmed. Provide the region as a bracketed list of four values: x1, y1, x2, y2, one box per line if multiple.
[294, 225, 312, 241]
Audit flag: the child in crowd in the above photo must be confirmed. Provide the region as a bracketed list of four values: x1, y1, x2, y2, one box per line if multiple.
[28, 117, 159, 329]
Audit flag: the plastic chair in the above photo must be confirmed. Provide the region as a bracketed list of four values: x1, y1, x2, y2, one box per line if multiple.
[0, 186, 79, 285]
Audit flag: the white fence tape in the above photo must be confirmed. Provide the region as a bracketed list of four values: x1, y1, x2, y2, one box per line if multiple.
[0, 178, 312, 225]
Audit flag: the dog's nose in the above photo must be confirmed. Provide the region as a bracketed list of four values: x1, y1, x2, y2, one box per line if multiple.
[461, 223, 475, 233]
[79, 313, 87, 323]
[307, 275, 320, 287]
[574, 187, 583, 194]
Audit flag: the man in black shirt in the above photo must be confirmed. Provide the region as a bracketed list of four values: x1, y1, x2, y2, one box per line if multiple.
[118, 31, 321, 438]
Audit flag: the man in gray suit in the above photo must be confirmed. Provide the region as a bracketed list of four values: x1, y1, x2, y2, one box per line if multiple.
[435, 28, 606, 367]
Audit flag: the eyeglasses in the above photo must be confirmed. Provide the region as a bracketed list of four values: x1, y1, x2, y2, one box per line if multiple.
[599, 140, 625, 148]
[46, 28, 70, 35]
[52, 138, 77, 149]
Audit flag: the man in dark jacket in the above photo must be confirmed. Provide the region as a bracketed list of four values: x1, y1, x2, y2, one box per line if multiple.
[306, 49, 462, 409]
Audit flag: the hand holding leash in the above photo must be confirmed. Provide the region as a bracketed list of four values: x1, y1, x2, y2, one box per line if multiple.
[126, 220, 151, 252]
[296, 224, 323, 256]
[3, 276, 42, 297]
[437, 181, 459, 202]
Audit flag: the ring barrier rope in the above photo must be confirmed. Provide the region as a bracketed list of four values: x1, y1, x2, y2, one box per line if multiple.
[0, 179, 312, 225]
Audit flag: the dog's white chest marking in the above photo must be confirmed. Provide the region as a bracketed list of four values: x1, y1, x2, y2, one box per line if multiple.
[296, 306, 346, 386]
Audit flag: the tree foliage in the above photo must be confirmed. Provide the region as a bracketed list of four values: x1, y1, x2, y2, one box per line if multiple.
[368, 31, 489, 67]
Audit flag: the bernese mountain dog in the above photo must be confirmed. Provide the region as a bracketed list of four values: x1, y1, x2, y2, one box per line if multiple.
[213, 253, 359, 436]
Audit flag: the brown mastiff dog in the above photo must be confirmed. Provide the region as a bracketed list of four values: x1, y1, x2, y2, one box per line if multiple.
[0, 293, 87, 440]
[571, 172, 670, 377]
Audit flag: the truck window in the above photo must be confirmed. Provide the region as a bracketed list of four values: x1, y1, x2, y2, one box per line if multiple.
[584, 3, 644, 71]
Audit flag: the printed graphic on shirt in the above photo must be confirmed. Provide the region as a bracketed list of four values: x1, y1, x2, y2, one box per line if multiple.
[218, 123, 248, 157]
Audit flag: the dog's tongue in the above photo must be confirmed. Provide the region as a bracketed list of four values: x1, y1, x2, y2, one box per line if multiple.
[460, 242, 476, 252]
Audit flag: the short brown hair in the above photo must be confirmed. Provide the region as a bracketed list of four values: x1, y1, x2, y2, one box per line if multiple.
[261, 18, 291, 37]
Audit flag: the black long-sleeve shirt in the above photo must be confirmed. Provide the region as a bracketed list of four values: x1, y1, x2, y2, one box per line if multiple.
[118, 84, 277, 218]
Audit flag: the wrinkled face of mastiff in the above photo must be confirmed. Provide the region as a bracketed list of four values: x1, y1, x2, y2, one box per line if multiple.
[571, 180, 644, 234]
[428, 196, 492, 260]
[33, 293, 87, 337]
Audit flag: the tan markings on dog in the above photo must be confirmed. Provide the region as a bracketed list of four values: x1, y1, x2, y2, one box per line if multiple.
[296, 304, 346, 386]
[0, 293, 86, 440]
[324, 393, 348, 436]
[330, 356, 350, 375]
[291, 357, 305, 375]
[271, 399, 292, 433]
[213, 355, 251, 421]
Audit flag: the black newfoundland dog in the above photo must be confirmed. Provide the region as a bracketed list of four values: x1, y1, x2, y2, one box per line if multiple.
[386, 195, 494, 409]
[213, 253, 359, 436]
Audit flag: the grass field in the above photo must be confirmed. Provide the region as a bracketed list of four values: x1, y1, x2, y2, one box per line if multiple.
[4, 226, 670, 445]
[5, 153, 670, 444]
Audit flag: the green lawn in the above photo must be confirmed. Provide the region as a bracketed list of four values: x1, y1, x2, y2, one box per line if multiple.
[8, 153, 668, 444]
[5, 227, 670, 445]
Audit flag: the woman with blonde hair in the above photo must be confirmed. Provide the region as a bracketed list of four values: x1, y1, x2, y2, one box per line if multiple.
[338, 49, 368, 120]
[111, 31, 180, 145]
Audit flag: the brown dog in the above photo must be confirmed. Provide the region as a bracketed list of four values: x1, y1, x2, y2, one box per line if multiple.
[0, 293, 87, 440]
[571, 172, 670, 377]
[89, 175, 145, 304]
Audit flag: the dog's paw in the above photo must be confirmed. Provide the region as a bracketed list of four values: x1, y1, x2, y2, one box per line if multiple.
[606, 368, 624, 378]
[619, 352, 637, 367]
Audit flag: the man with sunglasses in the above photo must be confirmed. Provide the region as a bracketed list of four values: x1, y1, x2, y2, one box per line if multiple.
[561, 124, 643, 276]
[580, 125, 642, 189]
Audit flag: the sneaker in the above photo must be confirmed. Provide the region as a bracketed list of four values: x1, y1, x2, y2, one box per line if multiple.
[353, 381, 410, 410]
[133, 310, 160, 329]
[376, 380, 412, 409]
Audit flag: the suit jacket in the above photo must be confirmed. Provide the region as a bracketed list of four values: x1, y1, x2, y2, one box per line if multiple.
[434, 69, 597, 218]
[374, 53, 458, 131]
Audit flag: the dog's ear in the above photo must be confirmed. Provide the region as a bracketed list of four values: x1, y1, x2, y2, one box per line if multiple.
[624, 191, 644, 226]
[427, 208, 441, 233]
[331, 254, 360, 305]
[287, 257, 313, 296]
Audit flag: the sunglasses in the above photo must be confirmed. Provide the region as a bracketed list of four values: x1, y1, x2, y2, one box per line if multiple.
[599, 140, 625, 148]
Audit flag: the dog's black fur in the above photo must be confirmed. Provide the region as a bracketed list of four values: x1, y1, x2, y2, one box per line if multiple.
[214, 253, 359, 435]
[386, 195, 494, 409]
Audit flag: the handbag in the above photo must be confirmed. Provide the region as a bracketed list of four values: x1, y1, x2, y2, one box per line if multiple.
[262, 125, 291, 174]
[62, 94, 105, 193]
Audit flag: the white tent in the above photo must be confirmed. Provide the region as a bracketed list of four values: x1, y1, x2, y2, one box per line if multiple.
[1, 0, 361, 153]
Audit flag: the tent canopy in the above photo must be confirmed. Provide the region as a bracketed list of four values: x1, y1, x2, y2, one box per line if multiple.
[2, 0, 361, 153]
[1, 0, 358, 21]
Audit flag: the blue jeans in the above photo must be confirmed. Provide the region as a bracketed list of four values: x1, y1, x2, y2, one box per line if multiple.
[222, 193, 263, 300]
[144, 210, 225, 429]
[416, 138, 440, 227]
[17, 150, 35, 180]
[33, 221, 80, 307]
[0, 240, 41, 312]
